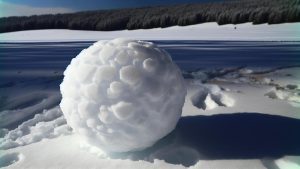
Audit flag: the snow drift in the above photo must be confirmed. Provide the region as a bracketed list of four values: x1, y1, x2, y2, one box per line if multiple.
[60, 38, 187, 152]
[191, 84, 234, 110]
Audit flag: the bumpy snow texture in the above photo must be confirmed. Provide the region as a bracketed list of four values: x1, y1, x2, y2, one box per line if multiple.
[60, 38, 186, 153]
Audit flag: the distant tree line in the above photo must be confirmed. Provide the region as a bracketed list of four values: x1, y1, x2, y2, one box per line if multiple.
[0, 0, 299, 33]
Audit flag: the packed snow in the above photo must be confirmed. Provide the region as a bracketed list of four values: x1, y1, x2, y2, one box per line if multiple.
[190, 84, 234, 110]
[265, 87, 300, 107]
[0, 22, 300, 42]
[60, 38, 186, 152]
[0, 107, 71, 150]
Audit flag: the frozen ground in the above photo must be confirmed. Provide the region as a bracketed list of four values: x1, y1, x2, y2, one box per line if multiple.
[0, 22, 300, 42]
[1, 65, 300, 169]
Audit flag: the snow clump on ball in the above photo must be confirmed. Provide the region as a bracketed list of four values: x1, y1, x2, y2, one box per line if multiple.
[60, 38, 186, 152]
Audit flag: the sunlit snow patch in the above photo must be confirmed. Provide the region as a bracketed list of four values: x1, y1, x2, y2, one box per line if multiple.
[265, 87, 300, 107]
[60, 38, 186, 153]
[275, 156, 300, 169]
[0, 107, 71, 149]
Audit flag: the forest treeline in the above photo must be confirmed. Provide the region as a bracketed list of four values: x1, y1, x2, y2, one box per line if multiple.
[0, 0, 299, 33]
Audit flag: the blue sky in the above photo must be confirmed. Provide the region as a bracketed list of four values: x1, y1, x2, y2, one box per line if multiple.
[2, 0, 221, 10]
[0, 0, 224, 17]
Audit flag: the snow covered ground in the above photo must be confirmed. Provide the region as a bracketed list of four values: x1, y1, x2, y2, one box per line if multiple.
[0, 22, 300, 42]
[1, 23, 300, 168]
[1, 66, 300, 169]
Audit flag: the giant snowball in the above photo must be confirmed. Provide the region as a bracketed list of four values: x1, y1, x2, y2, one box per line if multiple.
[60, 38, 186, 153]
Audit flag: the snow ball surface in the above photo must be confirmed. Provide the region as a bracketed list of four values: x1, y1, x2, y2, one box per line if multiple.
[60, 38, 186, 152]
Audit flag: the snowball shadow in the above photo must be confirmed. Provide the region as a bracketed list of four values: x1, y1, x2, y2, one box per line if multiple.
[110, 113, 300, 167]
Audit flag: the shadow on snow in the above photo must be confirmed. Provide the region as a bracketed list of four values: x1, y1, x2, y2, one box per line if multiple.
[111, 112, 300, 167]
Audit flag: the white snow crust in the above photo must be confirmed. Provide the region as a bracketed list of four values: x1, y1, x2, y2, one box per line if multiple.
[0, 107, 71, 150]
[60, 38, 186, 152]
[1, 22, 299, 42]
[190, 84, 234, 110]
